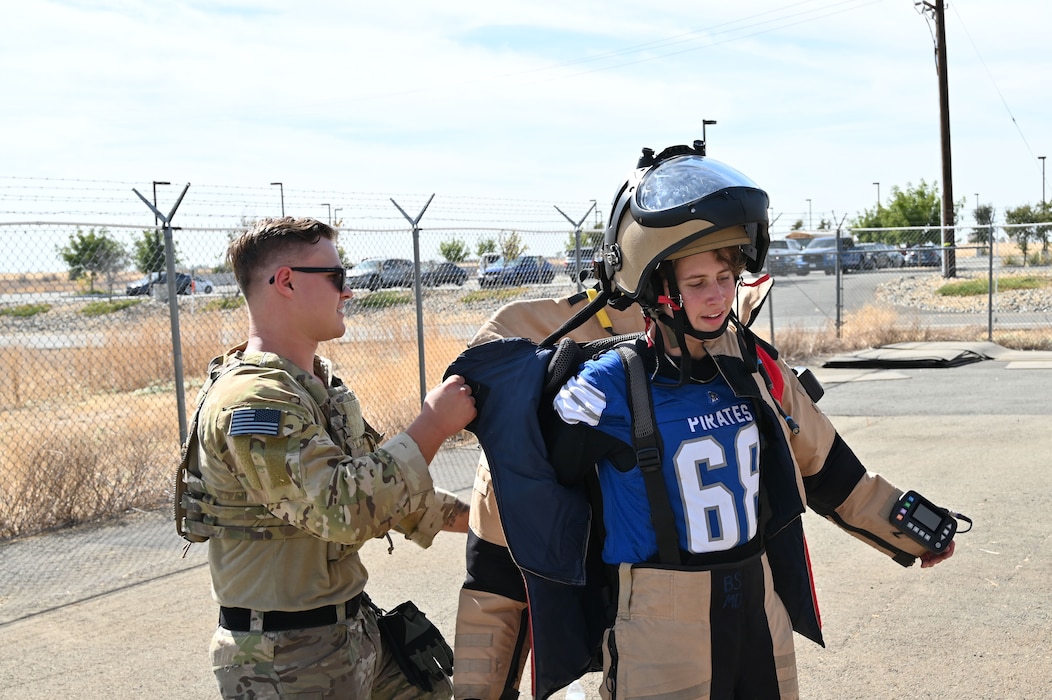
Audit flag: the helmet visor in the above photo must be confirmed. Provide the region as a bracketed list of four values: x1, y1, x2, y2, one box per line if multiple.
[636, 156, 759, 219]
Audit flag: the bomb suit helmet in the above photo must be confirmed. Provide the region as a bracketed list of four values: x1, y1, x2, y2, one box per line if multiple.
[600, 142, 771, 309]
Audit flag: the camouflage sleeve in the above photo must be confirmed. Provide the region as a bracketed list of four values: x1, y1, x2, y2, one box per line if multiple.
[219, 402, 437, 545]
[393, 487, 468, 548]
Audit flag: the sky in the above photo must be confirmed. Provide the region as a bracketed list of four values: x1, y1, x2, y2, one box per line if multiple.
[1, 0, 1049, 238]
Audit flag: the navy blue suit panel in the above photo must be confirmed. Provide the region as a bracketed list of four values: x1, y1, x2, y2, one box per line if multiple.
[446, 338, 591, 585]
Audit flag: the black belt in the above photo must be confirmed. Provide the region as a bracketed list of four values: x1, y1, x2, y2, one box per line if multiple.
[219, 594, 362, 632]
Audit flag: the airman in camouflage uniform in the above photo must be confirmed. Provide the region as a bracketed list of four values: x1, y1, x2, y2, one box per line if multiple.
[184, 217, 476, 699]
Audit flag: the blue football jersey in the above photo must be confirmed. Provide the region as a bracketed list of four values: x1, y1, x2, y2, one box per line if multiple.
[554, 350, 761, 564]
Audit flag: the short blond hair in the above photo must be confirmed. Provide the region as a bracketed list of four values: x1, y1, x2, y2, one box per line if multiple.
[227, 217, 337, 297]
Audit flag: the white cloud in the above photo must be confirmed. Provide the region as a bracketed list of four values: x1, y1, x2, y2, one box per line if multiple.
[1, 0, 1049, 230]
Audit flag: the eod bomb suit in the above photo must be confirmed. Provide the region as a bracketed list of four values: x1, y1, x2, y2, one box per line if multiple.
[446, 144, 948, 699]
[454, 290, 646, 700]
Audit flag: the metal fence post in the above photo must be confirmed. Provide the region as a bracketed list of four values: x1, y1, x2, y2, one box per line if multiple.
[133, 183, 191, 443]
[554, 202, 597, 293]
[987, 225, 995, 341]
[391, 194, 435, 406]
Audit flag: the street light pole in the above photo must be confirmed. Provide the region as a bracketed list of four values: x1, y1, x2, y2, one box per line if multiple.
[270, 182, 285, 216]
[872, 182, 880, 211]
[321, 203, 331, 225]
[1040, 156, 1046, 206]
[806, 198, 812, 230]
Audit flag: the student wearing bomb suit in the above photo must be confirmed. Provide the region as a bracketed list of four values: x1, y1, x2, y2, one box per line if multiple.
[448, 145, 954, 700]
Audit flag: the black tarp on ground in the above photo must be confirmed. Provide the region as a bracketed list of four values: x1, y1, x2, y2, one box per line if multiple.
[822, 341, 1000, 369]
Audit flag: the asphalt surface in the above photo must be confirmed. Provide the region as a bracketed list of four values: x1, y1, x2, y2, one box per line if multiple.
[1, 346, 1050, 699]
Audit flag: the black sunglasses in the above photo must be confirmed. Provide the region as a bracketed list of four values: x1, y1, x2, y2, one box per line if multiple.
[268, 266, 347, 291]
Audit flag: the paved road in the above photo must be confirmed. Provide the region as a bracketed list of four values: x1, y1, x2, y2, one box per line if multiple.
[1, 350, 1050, 699]
[757, 262, 1052, 333]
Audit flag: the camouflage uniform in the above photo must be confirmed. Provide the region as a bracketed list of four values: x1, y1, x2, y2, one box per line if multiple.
[191, 344, 458, 699]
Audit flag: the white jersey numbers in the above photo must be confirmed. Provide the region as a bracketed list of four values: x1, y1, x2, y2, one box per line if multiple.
[673, 424, 760, 553]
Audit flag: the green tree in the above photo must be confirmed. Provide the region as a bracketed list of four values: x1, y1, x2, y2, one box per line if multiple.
[57, 228, 128, 294]
[850, 180, 961, 246]
[476, 238, 498, 259]
[439, 237, 469, 262]
[498, 230, 526, 261]
[1003, 203, 1051, 263]
[563, 228, 603, 253]
[131, 229, 180, 274]
[970, 203, 996, 248]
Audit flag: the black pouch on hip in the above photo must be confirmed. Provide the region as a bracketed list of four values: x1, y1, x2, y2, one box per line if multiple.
[373, 600, 454, 692]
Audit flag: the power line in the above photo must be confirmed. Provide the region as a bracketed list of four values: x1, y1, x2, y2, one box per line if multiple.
[947, 2, 1040, 165]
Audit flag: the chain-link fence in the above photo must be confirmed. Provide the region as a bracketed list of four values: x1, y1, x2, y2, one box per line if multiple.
[0, 220, 588, 541]
[756, 224, 1052, 353]
[2, 219, 1050, 543]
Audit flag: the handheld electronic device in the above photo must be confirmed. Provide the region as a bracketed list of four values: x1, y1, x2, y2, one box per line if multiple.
[889, 490, 958, 553]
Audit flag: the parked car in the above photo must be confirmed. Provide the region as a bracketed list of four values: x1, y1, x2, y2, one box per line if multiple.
[564, 246, 598, 280]
[345, 258, 414, 290]
[904, 244, 942, 267]
[126, 271, 194, 296]
[420, 261, 468, 287]
[765, 238, 809, 276]
[478, 255, 556, 287]
[800, 236, 863, 274]
[193, 276, 215, 294]
[856, 242, 904, 269]
[476, 253, 501, 284]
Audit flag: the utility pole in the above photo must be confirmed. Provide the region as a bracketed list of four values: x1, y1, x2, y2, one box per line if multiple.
[918, 0, 956, 277]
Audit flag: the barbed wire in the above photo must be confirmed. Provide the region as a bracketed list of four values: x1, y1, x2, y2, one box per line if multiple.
[0, 176, 605, 231]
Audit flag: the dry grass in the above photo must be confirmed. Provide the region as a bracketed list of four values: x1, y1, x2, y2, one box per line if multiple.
[0, 392, 181, 539]
[762, 305, 965, 364]
[0, 303, 491, 539]
[320, 305, 492, 433]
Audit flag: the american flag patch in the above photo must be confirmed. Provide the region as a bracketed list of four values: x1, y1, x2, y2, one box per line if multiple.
[229, 408, 283, 436]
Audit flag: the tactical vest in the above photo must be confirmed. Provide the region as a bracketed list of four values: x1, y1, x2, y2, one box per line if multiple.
[174, 354, 381, 544]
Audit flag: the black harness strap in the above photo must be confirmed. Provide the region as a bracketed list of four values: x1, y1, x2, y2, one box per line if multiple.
[539, 288, 615, 347]
[614, 344, 681, 566]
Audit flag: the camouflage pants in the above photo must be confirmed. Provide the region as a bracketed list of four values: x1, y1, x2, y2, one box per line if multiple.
[210, 602, 453, 699]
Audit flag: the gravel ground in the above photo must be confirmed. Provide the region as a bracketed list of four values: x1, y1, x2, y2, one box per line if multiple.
[876, 269, 1052, 313]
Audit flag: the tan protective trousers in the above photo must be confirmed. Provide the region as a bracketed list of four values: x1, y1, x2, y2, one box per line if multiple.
[599, 557, 798, 700]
